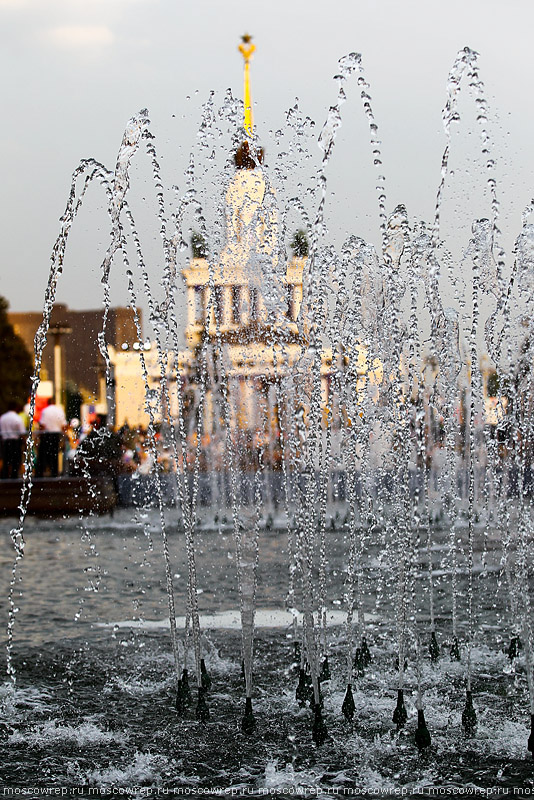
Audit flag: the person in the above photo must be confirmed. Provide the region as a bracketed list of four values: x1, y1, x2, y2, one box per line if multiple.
[63, 417, 80, 475]
[35, 398, 67, 478]
[0, 401, 26, 478]
[73, 414, 123, 505]
[74, 415, 122, 479]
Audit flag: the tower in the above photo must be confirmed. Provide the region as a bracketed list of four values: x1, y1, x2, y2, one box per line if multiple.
[181, 36, 307, 465]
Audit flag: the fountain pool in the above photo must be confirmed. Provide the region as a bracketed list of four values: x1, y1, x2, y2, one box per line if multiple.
[0, 508, 533, 792]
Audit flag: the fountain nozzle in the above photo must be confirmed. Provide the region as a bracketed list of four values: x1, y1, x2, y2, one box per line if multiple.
[393, 689, 408, 729]
[176, 668, 192, 716]
[312, 704, 328, 745]
[195, 686, 210, 723]
[241, 696, 256, 733]
[415, 708, 431, 750]
[462, 690, 477, 736]
[342, 684, 355, 722]
[200, 658, 212, 691]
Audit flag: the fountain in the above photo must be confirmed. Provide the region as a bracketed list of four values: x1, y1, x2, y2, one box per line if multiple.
[1, 39, 534, 792]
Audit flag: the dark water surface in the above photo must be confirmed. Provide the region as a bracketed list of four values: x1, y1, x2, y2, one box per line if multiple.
[0, 509, 533, 793]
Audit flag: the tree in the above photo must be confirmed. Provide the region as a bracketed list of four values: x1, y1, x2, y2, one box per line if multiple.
[486, 371, 500, 398]
[191, 232, 208, 259]
[290, 229, 309, 258]
[0, 296, 33, 411]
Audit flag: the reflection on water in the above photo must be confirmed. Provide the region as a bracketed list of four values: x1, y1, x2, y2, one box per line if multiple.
[0, 509, 290, 648]
[0, 507, 508, 649]
[0, 509, 507, 646]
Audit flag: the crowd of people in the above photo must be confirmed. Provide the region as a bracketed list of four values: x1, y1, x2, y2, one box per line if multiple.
[0, 399, 156, 480]
[0, 395, 523, 491]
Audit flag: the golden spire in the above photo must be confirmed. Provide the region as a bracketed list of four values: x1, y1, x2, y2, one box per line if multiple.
[238, 34, 255, 137]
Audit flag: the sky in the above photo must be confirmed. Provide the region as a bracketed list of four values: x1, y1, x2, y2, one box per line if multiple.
[2, 0, 534, 321]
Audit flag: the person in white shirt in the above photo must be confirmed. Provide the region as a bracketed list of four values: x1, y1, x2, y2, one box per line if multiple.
[0, 402, 26, 478]
[35, 399, 67, 478]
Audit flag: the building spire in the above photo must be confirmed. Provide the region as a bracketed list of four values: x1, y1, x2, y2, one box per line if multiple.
[238, 34, 255, 137]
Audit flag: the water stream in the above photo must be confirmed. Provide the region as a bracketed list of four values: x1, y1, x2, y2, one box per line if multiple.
[1, 47, 534, 791]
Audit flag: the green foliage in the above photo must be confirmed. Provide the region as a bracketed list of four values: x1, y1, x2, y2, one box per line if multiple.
[290, 230, 309, 258]
[487, 371, 510, 398]
[0, 296, 33, 411]
[191, 232, 208, 259]
[486, 371, 499, 398]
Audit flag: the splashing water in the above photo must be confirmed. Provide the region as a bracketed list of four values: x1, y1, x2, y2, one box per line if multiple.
[2, 46, 534, 790]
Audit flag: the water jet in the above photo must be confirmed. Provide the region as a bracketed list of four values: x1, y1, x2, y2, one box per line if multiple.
[1, 37, 534, 791]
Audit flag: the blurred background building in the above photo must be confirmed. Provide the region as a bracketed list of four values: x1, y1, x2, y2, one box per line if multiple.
[9, 303, 141, 421]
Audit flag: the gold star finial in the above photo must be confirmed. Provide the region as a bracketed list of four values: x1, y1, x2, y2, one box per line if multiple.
[238, 33, 255, 64]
